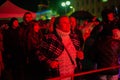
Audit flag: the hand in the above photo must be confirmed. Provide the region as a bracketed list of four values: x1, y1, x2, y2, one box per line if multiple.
[77, 50, 84, 60]
[50, 61, 59, 69]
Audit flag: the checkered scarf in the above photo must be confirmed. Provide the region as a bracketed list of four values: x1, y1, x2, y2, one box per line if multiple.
[36, 32, 81, 64]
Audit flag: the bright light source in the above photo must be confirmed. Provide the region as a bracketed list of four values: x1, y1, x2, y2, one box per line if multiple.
[102, 0, 108, 2]
[61, 1, 71, 14]
[70, 6, 73, 9]
[61, 2, 66, 7]
[66, 1, 70, 5]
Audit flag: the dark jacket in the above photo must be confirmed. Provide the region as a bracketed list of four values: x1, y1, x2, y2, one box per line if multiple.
[92, 36, 120, 75]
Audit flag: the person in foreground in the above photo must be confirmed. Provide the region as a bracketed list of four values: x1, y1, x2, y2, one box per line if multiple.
[36, 15, 84, 80]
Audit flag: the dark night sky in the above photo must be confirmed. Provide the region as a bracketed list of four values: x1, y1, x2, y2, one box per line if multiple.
[0, 0, 66, 14]
[0, 0, 49, 12]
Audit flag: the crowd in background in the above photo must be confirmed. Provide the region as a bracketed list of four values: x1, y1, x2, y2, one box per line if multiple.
[0, 7, 120, 80]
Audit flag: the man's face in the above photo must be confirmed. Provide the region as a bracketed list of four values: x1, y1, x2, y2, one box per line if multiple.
[107, 13, 114, 21]
[112, 28, 120, 40]
[13, 20, 19, 28]
[24, 14, 33, 23]
[34, 23, 40, 33]
[69, 17, 77, 28]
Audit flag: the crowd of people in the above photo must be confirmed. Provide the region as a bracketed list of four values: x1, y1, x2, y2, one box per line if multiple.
[0, 8, 120, 80]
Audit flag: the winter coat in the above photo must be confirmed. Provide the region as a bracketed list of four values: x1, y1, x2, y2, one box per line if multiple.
[92, 36, 120, 75]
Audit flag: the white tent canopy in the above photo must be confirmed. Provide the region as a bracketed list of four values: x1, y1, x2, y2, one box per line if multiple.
[0, 0, 36, 18]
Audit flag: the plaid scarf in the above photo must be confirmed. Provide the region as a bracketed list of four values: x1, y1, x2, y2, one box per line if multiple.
[36, 32, 81, 64]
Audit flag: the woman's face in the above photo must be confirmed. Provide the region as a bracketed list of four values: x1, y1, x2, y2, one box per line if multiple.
[57, 16, 70, 32]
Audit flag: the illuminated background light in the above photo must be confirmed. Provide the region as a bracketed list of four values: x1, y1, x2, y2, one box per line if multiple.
[102, 0, 108, 2]
[66, 1, 71, 5]
[61, 2, 66, 7]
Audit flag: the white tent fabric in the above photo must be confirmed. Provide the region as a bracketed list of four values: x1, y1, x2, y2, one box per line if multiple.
[0, 0, 36, 18]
